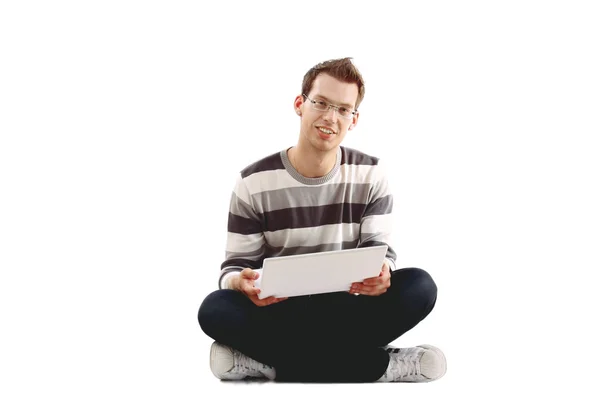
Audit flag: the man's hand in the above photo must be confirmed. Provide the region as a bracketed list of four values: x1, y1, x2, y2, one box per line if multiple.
[232, 268, 288, 307]
[349, 262, 391, 296]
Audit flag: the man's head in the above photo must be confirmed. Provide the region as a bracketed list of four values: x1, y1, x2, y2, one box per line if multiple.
[294, 57, 365, 153]
[301, 57, 365, 110]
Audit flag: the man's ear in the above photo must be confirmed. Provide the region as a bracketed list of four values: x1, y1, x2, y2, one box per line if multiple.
[293, 95, 304, 114]
[348, 111, 359, 130]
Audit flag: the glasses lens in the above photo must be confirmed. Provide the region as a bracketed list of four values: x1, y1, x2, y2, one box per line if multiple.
[307, 96, 354, 119]
[313, 100, 329, 111]
[338, 108, 353, 118]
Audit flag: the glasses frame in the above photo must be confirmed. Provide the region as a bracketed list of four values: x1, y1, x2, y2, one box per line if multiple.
[302, 94, 357, 120]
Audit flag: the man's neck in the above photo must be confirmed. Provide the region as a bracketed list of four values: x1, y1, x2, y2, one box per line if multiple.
[288, 144, 338, 178]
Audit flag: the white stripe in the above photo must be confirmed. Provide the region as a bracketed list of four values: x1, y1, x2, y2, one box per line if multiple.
[264, 223, 360, 248]
[226, 232, 264, 253]
[243, 164, 385, 195]
[361, 213, 393, 234]
[232, 175, 253, 205]
[338, 164, 388, 195]
[362, 232, 393, 245]
[244, 169, 305, 194]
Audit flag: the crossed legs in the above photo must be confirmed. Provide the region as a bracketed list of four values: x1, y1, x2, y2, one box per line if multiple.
[198, 267, 437, 382]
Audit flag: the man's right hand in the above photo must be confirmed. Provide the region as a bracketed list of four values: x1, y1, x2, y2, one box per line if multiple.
[232, 268, 288, 307]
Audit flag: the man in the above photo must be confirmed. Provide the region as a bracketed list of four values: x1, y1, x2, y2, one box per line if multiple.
[198, 57, 446, 383]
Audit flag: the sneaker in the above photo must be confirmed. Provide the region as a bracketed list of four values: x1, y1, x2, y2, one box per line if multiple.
[209, 341, 276, 380]
[380, 344, 447, 382]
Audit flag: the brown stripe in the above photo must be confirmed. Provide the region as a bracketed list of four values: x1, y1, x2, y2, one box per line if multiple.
[340, 146, 380, 166]
[229, 195, 393, 234]
[364, 195, 393, 217]
[227, 213, 263, 235]
[240, 151, 285, 178]
[221, 258, 262, 270]
[260, 203, 367, 232]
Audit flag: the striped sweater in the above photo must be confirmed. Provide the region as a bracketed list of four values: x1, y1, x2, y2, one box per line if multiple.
[218, 146, 397, 289]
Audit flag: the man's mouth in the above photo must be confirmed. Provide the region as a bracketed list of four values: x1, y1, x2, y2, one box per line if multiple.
[317, 126, 336, 135]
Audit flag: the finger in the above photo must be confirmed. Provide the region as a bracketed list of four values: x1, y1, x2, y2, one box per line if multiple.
[240, 268, 253, 278]
[253, 299, 271, 307]
[241, 268, 259, 280]
[243, 284, 260, 296]
[349, 283, 364, 294]
[382, 265, 391, 278]
[240, 277, 256, 288]
[268, 296, 288, 305]
[365, 277, 391, 295]
[358, 284, 377, 294]
[360, 285, 385, 296]
[249, 294, 271, 307]
[363, 279, 389, 293]
[364, 282, 389, 293]
[362, 277, 383, 286]
[362, 269, 385, 284]
[252, 295, 287, 307]
[366, 272, 392, 286]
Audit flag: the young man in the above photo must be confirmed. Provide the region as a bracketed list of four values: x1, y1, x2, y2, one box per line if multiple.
[197, 57, 446, 383]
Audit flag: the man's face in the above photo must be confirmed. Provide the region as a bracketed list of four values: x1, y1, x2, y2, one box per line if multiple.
[295, 73, 359, 153]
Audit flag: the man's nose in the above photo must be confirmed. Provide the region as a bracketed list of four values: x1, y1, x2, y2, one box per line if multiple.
[322, 106, 338, 122]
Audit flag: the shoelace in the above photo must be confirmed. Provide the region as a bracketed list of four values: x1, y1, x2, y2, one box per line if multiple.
[386, 347, 422, 379]
[231, 350, 270, 378]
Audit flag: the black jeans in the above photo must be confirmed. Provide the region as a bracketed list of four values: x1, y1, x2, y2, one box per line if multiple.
[198, 267, 437, 382]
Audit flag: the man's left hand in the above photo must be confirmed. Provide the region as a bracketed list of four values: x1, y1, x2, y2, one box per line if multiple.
[349, 262, 391, 296]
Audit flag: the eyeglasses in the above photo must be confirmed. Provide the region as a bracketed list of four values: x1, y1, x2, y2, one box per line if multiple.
[302, 94, 357, 120]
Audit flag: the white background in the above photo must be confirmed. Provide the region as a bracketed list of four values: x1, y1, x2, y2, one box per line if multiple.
[1, 1, 599, 398]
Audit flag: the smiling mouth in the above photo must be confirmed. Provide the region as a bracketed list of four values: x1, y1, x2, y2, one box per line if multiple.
[317, 126, 336, 135]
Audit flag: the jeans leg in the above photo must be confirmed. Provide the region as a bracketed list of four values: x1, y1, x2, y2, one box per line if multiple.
[197, 290, 388, 382]
[198, 289, 311, 367]
[272, 267, 438, 382]
[357, 267, 438, 345]
[197, 267, 438, 382]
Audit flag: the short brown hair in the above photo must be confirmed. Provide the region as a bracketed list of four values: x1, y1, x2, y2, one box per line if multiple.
[301, 57, 365, 110]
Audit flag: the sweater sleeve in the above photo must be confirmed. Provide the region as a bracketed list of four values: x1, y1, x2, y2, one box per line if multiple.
[358, 161, 398, 270]
[218, 174, 266, 289]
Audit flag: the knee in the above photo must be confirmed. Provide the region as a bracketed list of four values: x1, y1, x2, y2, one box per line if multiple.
[197, 289, 232, 336]
[391, 267, 438, 308]
[411, 267, 437, 300]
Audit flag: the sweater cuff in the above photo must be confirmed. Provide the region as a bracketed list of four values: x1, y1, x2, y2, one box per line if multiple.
[385, 257, 396, 271]
[219, 271, 241, 290]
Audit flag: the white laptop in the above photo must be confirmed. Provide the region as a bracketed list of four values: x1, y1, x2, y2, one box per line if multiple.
[255, 245, 388, 299]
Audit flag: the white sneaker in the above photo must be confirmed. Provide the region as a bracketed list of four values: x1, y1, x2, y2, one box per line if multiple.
[209, 342, 276, 380]
[380, 344, 447, 382]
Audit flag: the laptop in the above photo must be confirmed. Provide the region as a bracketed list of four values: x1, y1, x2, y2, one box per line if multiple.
[255, 245, 388, 299]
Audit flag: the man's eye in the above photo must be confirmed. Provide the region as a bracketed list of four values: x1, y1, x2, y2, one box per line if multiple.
[317, 101, 328, 107]
[339, 107, 351, 114]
